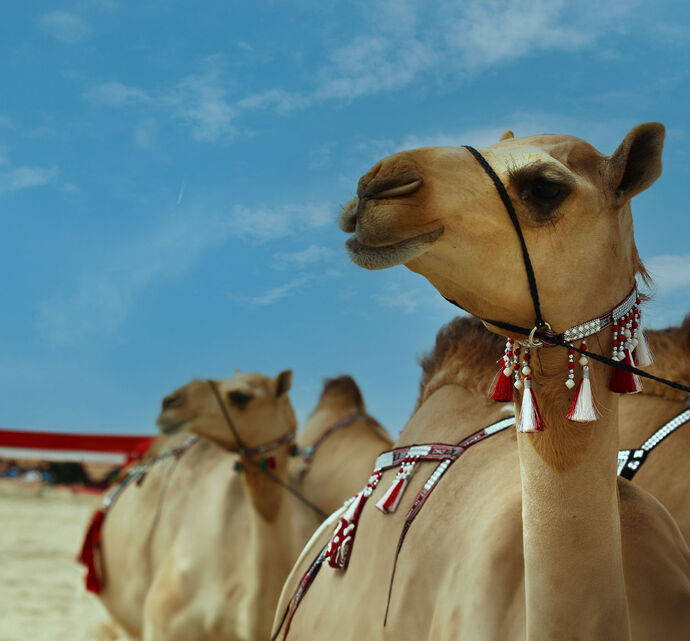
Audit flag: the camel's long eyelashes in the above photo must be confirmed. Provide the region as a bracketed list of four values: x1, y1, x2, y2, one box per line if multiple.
[228, 390, 253, 409]
[508, 163, 574, 223]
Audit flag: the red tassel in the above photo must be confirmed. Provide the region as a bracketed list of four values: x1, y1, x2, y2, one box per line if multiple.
[326, 493, 367, 570]
[516, 378, 546, 433]
[78, 509, 106, 593]
[491, 370, 514, 402]
[609, 349, 641, 394]
[376, 477, 406, 513]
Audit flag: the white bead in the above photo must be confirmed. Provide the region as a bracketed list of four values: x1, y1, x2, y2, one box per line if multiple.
[565, 379, 576, 389]
[503, 366, 514, 377]
[522, 366, 531, 376]
[579, 356, 588, 366]
[514, 379, 523, 390]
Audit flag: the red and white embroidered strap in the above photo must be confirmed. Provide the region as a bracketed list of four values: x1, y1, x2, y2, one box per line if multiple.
[272, 416, 516, 640]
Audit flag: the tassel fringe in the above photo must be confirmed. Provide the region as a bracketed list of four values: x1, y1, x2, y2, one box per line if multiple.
[376, 477, 407, 513]
[491, 369, 514, 402]
[566, 366, 597, 422]
[516, 378, 546, 433]
[609, 349, 642, 394]
[633, 329, 653, 367]
[78, 508, 106, 593]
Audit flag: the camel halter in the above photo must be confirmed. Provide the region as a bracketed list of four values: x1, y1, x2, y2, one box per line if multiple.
[206, 380, 327, 519]
[443, 146, 690, 430]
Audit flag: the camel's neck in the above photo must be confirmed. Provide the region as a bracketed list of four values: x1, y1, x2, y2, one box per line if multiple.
[619, 391, 689, 449]
[240, 453, 306, 641]
[399, 383, 512, 445]
[240, 449, 291, 521]
[299, 399, 364, 446]
[516, 338, 631, 641]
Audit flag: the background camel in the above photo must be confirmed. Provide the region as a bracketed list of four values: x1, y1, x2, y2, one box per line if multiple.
[90, 371, 387, 640]
[93, 371, 319, 641]
[292, 375, 393, 514]
[277, 125, 690, 640]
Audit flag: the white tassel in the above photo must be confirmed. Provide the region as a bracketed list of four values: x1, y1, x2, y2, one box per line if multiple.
[516, 378, 545, 433]
[634, 329, 653, 367]
[566, 366, 598, 422]
[375, 477, 407, 513]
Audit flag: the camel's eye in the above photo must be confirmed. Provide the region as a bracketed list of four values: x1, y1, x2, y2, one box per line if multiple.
[529, 180, 564, 203]
[516, 176, 571, 220]
[228, 391, 252, 409]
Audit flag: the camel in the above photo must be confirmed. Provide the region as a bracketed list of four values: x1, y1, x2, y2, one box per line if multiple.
[93, 370, 321, 641]
[275, 124, 690, 640]
[88, 371, 388, 641]
[292, 375, 393, 514]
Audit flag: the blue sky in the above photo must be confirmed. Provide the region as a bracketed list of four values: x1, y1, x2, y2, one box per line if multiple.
[2, 1, 689, 436]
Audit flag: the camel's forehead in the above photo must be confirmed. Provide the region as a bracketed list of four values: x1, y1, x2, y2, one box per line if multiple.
[484, 134, 605, 175]
[218, 372, 272, 394]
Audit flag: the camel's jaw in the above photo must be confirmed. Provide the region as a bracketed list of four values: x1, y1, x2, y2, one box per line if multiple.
[345, 227, 444, 270]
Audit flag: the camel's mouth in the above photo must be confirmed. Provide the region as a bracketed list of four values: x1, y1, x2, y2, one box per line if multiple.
[156, 415, 196, 434]
[345, 227, 444, 270]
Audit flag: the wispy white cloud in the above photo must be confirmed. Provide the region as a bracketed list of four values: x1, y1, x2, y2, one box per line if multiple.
[38, 11, 91, 44]
[229, 202, 334, 244]
[272, 244, 334, 269]
[36, 210, 233, 344]
[83, 81, 151, 107]
[645, 254, 690, 294]
[230, 276, 313, 306]
[164, 58, 236, 142]
[79, 2, 639, 146]
[373, 283, 425, 315]
[0, 165, 58, 193]
[133, 118, 157, 149]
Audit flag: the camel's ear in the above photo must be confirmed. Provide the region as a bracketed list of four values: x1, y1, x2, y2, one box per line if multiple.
[607, 123, 665, 204]
[275, 369, 292, 396]
[500, 130, 515, 141]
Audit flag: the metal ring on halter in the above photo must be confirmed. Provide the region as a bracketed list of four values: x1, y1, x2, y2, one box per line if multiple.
[527, 322, 552, 348]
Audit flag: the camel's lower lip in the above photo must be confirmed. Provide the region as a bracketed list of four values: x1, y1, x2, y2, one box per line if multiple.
[157, 417, 194, 434]
[345, 227, 443, 270]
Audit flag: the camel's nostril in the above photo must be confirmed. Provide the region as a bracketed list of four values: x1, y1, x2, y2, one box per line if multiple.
[357, 171, 423, 200]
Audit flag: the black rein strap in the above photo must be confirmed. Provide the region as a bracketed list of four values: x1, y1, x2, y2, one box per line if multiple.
[459, 146, 690, 395]
[207, 380, 328, 520]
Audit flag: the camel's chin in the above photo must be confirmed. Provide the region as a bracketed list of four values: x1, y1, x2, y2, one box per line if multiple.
[345, 227, 443, 270]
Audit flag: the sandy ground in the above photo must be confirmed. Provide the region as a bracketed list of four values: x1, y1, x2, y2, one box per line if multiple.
[0, 481, 131, 641]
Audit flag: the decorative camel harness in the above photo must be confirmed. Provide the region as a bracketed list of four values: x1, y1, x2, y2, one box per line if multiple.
[272, 147, 690, 638]
[273, 406, 690, 637]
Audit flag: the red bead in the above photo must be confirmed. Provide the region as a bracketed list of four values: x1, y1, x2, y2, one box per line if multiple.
[633, 322, 638, 328]
[568, 363, 575, 370]
[612, 339, 618, 346]
[613, 325, 619, 331]
[523, 353, 530, 361]
[568, 348, 574, 355]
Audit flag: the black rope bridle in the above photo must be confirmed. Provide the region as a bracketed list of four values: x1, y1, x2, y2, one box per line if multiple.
[455, 146, 690, 395]
[207, 380, 328, 519]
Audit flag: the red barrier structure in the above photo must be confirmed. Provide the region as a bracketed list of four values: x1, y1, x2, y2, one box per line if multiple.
[0, 429, 155, 465]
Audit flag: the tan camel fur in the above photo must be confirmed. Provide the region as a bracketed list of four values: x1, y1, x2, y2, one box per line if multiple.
[99, 371, 322, 641]
[292, 375, 393, 514]
[276, 125, 690, 641]
[619, 316, 690, 540]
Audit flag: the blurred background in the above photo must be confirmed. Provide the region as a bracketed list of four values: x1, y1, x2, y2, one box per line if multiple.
[1, 1, 689, 437]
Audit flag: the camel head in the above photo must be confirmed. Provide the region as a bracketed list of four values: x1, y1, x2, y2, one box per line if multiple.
[156, 370, 296, 452]
[341, 124, 665, 332]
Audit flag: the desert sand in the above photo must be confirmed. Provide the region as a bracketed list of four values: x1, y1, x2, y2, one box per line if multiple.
[0, 480, 130, 641]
